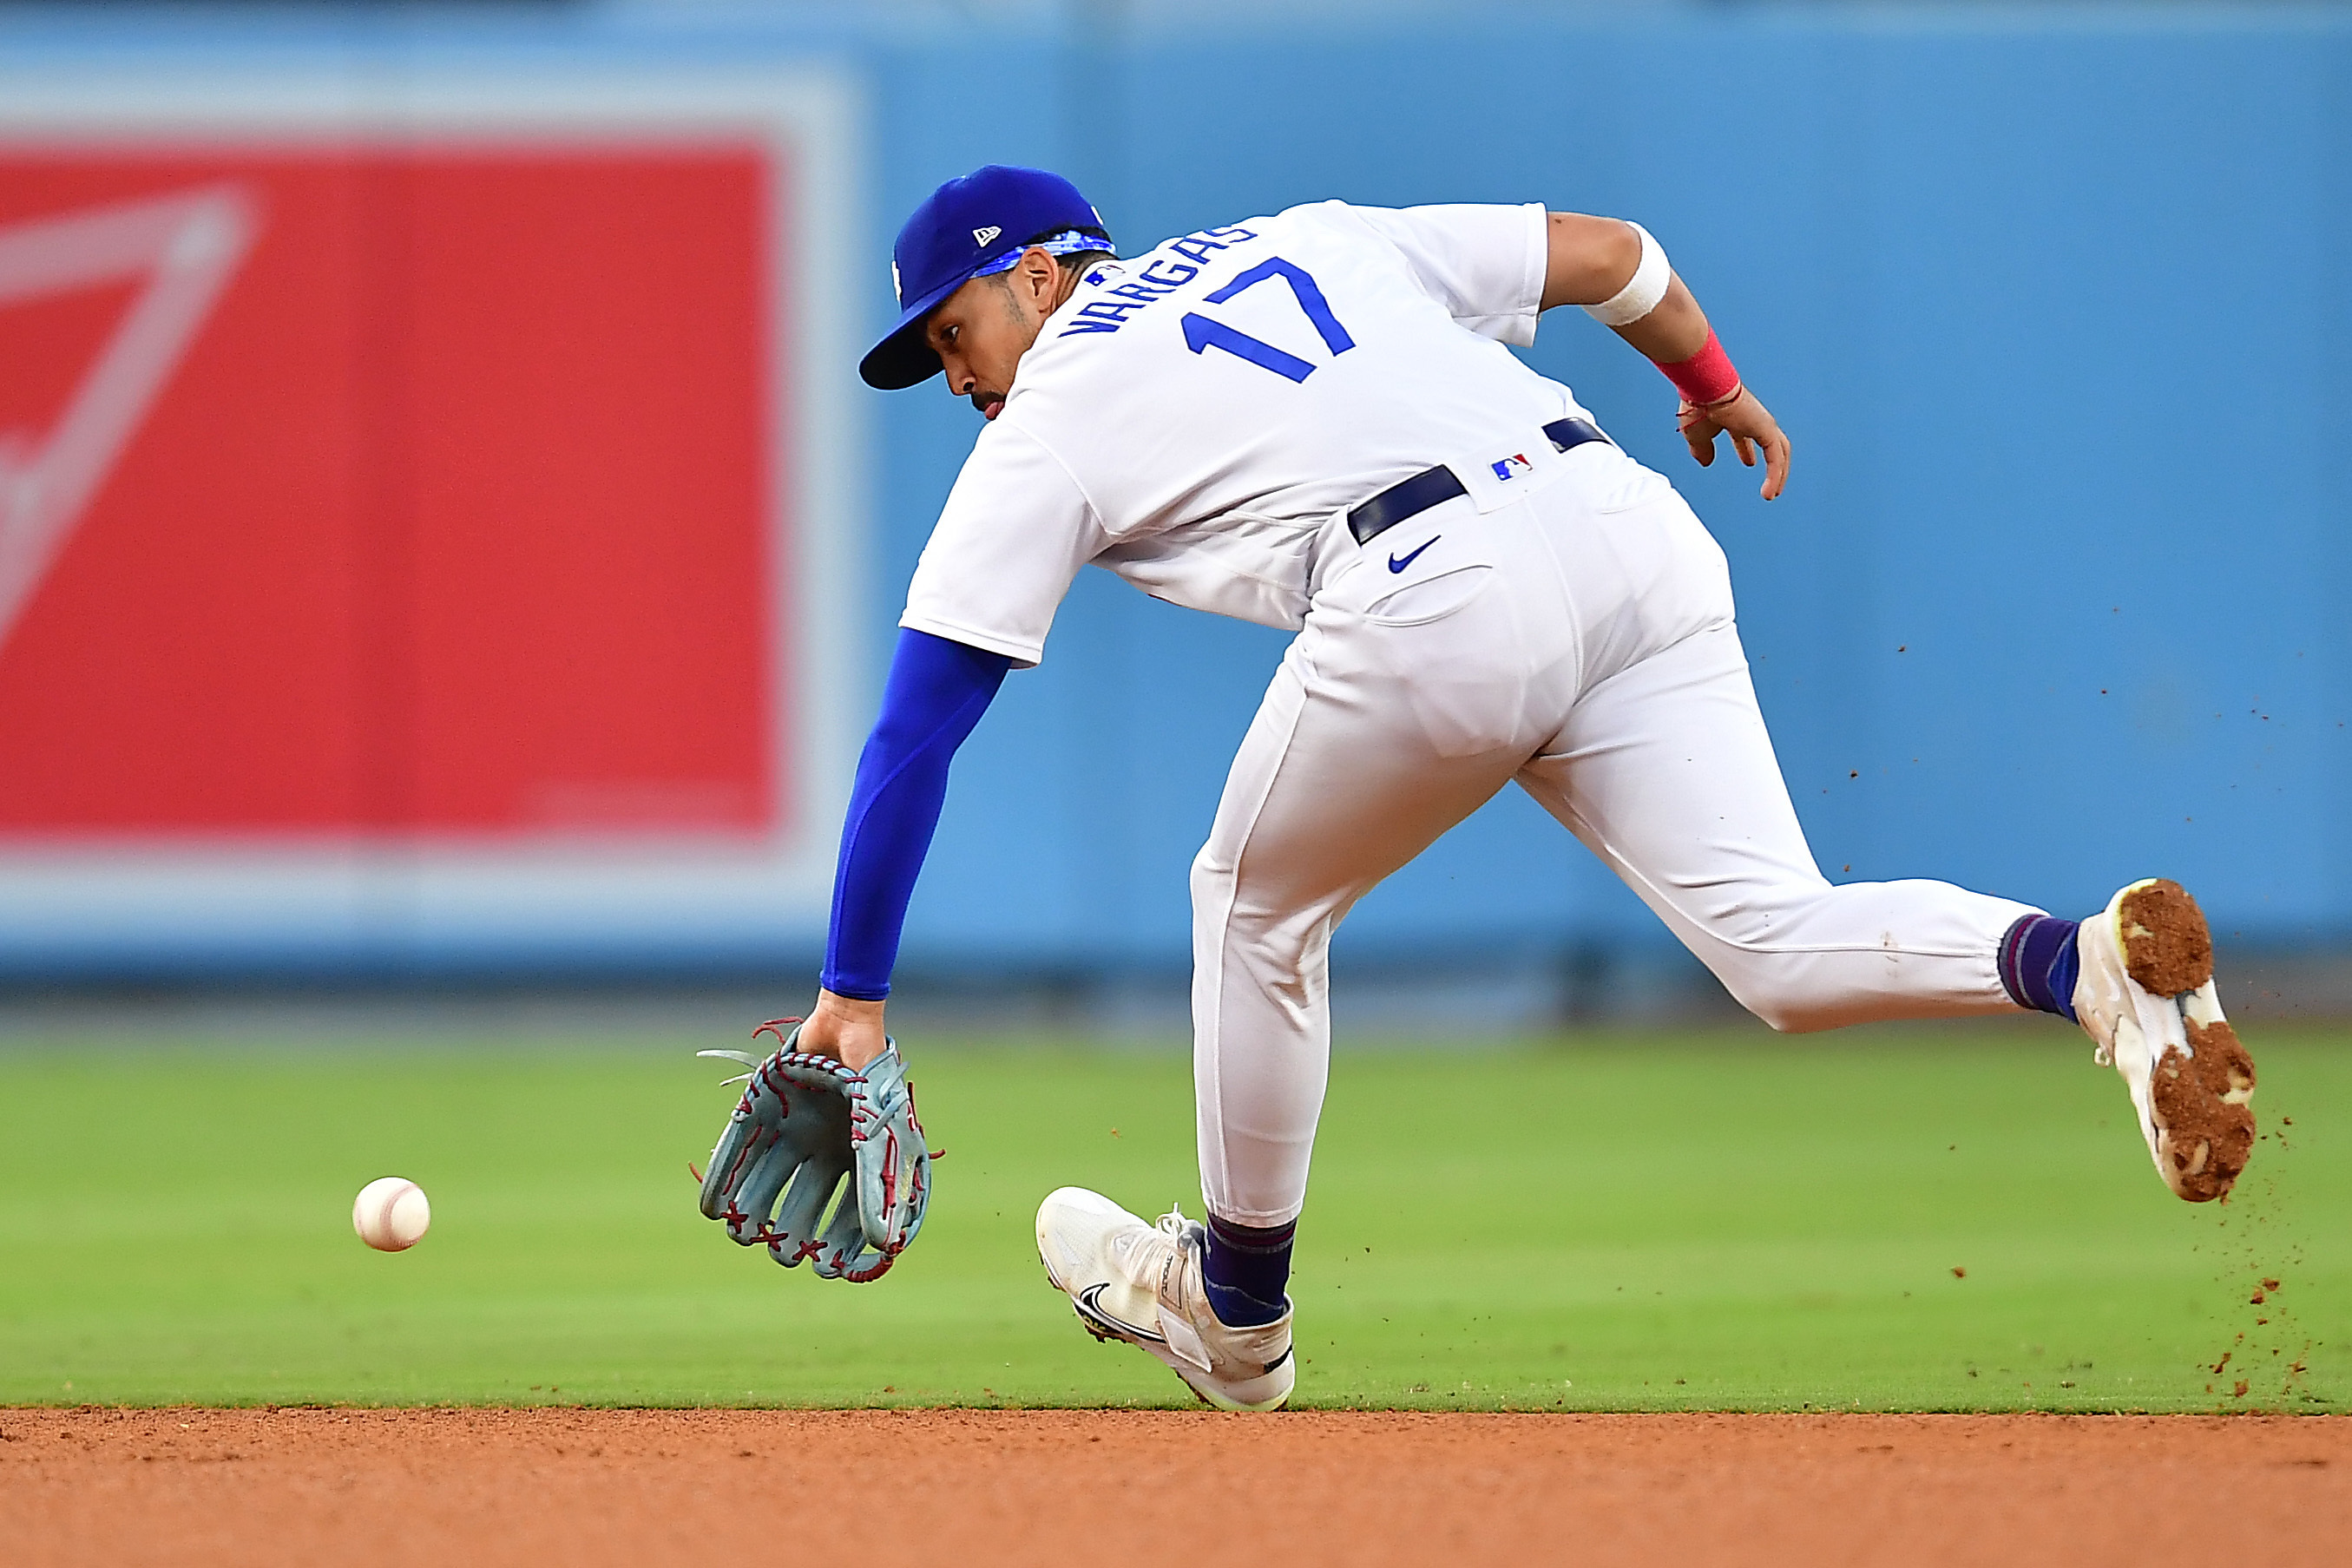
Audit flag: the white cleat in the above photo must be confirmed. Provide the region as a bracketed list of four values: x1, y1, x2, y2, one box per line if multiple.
[2073, 878, 2257, 1203]
[1035, 1186, 1296, 1412]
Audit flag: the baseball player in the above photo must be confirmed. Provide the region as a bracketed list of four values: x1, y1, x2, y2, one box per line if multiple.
[772, 165, 2257, 1409]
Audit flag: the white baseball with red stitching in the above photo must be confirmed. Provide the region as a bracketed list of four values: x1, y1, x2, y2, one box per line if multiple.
[352, 1176, 431, 1251]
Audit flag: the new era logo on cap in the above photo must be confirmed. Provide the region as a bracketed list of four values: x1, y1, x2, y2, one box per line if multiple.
[972, 225, 1002, 246]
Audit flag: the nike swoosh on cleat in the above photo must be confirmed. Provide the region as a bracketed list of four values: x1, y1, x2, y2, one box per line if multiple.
[1075, 1281, 1167, 1344]
[1388, 537, 1437, 573]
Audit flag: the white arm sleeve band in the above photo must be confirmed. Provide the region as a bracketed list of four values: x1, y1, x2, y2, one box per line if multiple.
[1581, 222, 1671, 328]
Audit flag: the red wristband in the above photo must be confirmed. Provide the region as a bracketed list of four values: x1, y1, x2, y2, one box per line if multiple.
[1658, 329, 1740, 406]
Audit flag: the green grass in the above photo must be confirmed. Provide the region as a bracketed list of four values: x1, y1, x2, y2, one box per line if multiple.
[0, 1020, 2342, 1412]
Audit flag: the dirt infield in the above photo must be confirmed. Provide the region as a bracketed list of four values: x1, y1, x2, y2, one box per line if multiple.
[4, 1407, 2348, 1567]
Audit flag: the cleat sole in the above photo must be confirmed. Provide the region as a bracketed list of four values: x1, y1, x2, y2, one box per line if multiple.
[2118, 878, 2214, 997]
[2151, 1020, 2257, 1202]
[2118, 881, 2256, 1202]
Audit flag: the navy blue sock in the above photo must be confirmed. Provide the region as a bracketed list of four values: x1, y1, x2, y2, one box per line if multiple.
[1998, 914, 2080, 1021]
[1203, 1214, 1293, 1328]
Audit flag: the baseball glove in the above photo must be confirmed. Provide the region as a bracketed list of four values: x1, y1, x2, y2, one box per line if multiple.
[695, 1019, 933, 1283]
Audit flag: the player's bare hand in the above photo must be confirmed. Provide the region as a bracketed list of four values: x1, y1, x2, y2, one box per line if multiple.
[794, 989, 890, 1071]
[1677, 386, 1790, 501]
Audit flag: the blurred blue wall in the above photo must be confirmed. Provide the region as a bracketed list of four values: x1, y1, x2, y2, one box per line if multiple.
[7, 2, 2349, 976]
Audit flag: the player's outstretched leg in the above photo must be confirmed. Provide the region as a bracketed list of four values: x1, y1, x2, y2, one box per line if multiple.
[2065, 879, 2257, 1202]
[1034, 1187, 1295, 1412]
[1507, 498, 2259, 1199]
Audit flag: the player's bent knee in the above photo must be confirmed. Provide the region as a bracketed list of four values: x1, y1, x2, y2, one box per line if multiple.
[1732, 989, 1838, 1034]
[1681, 902, 1858, 1033]
[1719, 970, 1909, 1034]
[1705, 957, 1854, 1034]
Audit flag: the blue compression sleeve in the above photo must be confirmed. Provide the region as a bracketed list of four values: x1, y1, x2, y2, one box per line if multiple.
[820, 628, 1012, 1000]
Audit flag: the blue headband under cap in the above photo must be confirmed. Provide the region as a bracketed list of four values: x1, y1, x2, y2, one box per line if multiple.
[969, 229, 1115, 280]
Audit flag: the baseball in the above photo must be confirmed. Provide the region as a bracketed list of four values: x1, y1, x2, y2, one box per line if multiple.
[352, 1177, 431, 1251]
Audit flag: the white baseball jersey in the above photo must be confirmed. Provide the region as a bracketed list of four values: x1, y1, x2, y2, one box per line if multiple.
[899, 200, 1595, 666]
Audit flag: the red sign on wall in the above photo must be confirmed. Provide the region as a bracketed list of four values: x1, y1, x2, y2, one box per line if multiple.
[0, 148, 781, 838]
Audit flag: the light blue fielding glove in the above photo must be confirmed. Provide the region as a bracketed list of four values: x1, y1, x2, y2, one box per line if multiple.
[695, 1020, 933, 1283]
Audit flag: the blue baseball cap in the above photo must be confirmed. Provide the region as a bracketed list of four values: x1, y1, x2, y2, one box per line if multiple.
[859, 165, 1113, 390]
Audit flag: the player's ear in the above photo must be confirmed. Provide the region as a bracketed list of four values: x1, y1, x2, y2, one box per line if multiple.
[1016, 246, 1060, 311]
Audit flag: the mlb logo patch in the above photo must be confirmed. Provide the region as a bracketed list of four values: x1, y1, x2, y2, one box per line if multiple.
[1452, 439, 1559, 513]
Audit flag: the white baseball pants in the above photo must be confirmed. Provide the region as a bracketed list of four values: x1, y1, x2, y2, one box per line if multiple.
[1192, 441, 2039, 1226]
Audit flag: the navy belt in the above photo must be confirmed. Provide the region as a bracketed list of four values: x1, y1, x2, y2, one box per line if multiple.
[1347, 417, 1610, 546]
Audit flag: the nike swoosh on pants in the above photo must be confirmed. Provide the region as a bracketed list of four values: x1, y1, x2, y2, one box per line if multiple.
[1388, 537, 1437, 573]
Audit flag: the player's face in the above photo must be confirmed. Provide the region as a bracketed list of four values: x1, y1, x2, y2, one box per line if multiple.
[924, 256, 1056, 422]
